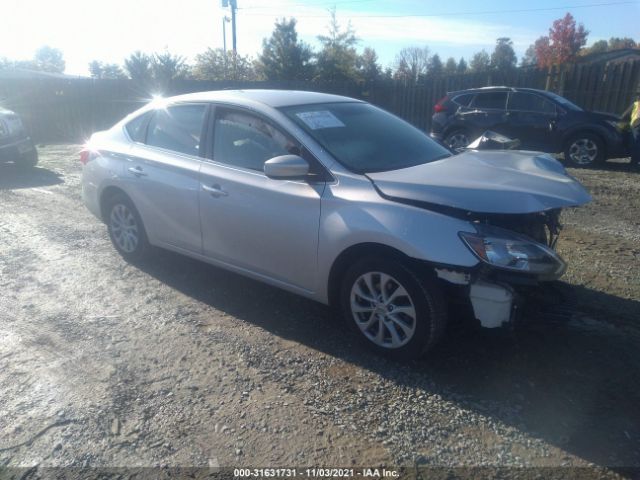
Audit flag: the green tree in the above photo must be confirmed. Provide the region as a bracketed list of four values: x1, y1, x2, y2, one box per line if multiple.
[608, 37, 637, 49]
[152, 51, 188, 87]
[33, 45, 65, 73]
[259, 18, 313, 81]
[315, 9, 360, 82]
[89, 61, 125, 79]
[490, 37, 517, 71]
[457, 57, 468, 73]
[469, 50, 490, 72]
[193, 48, 258, 81]
[428, 53, 443, 75]
[444, 57, 457, 74]
[393, 46, 430, 83]
[521, 44, 538, 66]
[124, 51, 153, 83]
[357, 47, 381, 82]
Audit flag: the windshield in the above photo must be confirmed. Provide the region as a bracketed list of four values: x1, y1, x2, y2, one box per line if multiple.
[543, 91, 583, 111]
[281, 102, 451, 173]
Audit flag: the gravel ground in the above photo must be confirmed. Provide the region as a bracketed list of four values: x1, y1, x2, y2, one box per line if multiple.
[0, 145, 639, 477]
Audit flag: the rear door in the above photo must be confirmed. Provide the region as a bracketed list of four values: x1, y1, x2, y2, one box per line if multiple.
[504, 92, 559, 150]
[198, 106, 324, 293]
[461, 91, 509, 137]
[125, 103, 208, 253]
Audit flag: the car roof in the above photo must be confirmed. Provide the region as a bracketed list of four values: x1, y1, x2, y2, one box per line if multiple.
[168, 89, 362, 108]
[447, 86, 550, 97]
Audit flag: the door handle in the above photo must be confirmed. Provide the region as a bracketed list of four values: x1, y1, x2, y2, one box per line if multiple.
[127, 166, 147, 177]
[202, 184, 228, 197]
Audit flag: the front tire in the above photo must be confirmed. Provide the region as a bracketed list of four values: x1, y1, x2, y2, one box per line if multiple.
[563, 132, 604, 167]
[105, 193, 151, 263]
[339, 257, 447, 359]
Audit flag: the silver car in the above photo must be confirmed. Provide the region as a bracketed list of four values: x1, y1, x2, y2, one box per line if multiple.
[81, 90, 591, 359]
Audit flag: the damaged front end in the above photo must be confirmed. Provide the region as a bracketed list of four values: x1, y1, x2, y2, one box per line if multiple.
[436, 208, 568, 329]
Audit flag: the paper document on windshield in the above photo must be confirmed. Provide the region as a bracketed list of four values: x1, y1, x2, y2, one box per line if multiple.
[296, 111, 345, 130]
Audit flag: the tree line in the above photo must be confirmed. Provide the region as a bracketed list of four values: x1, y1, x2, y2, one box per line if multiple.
[1, 11, 637, 88]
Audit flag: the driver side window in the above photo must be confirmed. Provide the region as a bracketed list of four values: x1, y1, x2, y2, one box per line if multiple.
[213, 108, 297, 172]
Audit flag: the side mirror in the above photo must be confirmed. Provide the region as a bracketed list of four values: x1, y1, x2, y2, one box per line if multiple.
[264, 155, 309, 180]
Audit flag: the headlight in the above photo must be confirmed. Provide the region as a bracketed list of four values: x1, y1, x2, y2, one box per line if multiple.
[459, 224, 566, 278]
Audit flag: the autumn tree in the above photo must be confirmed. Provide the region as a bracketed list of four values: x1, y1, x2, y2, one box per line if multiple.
[393, 46, 430, 83]
[533, 13, 588, 67]
[490, 37, 517, 71]
[259, 18, 313, 81]
[315, 9, 360, 82]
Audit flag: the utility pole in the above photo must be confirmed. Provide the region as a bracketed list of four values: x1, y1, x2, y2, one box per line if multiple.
[221, 0, 237, 53]
[230, 0, 237, 53]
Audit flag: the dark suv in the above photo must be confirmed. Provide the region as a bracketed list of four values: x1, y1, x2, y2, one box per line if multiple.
[0, 107, 38, 168]
[430, 86, 628, 167]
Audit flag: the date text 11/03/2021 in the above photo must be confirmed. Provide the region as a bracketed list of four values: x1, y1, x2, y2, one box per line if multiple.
[234, 468, 400, 478]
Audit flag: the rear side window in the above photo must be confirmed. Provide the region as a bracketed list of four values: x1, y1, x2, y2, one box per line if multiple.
[508, 92, 556, 114]
[452, 93, 474, 107]
[125, 112, 151, 143]
[472, 92, 507, 110]
[146, 104, 208, 157]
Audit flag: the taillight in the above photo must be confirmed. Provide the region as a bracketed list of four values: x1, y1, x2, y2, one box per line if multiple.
[79, 148, 97, 165]
[79, 150, 90, 165]
[434, 96, 449, 113]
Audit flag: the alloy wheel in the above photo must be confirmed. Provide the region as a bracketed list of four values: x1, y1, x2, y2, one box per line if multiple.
[349, 271, 417, 349]
[109, 204, 139, 253]
[568, 138, 598, 165]
[446, 132, 469, 151]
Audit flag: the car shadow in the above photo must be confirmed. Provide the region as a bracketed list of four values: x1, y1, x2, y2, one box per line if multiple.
[136, 249, 640, 471]
[0, 164, 64, 190]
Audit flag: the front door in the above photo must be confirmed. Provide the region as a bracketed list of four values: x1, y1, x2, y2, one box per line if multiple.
[504, 92, 559, 151]
[199, 107, 324, 293]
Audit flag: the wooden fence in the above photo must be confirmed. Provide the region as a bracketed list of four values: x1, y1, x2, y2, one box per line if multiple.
[1, 58, 639, 143]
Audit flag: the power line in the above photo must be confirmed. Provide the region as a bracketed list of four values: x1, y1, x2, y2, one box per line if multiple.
[241, 0, 376, 8]
[239, 1, 639, 18]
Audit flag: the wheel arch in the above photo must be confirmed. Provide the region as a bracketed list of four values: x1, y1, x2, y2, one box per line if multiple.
[562, 128, 608, 158]
[327, 242, 428, 309]
[99, 185, 130, 223]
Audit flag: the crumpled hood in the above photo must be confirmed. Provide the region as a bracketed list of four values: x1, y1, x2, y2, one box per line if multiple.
[366, 150, 592, 214]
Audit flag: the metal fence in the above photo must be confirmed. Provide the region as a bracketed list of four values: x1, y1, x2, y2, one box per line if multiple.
[1, 59, 639, 143]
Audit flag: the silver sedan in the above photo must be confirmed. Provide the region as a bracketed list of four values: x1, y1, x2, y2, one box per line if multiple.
[81, 90, 591, 359]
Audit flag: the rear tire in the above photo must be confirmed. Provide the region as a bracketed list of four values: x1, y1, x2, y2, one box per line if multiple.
[444, 130, 471, 151]
[563, 132, 604, 167]
[104, 193, 151, 263]
[339, 257, 447, 360]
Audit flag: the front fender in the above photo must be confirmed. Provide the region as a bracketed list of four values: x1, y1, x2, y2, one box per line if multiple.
[316, 179, 479, 303]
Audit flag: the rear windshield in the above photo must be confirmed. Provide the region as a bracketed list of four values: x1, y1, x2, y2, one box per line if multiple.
[280, 102, 451, 173]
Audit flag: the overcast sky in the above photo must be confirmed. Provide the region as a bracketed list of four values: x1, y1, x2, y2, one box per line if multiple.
[1, 0, 638, 76]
